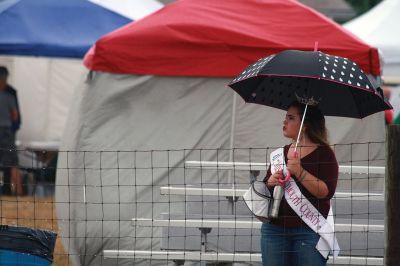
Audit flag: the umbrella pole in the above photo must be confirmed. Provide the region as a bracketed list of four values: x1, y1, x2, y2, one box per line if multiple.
[294, 104, 308, 151]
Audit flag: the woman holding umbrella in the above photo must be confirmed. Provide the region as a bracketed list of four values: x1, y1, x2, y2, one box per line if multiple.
[262, 100, 338, 266]
[228, 49, 392, 265]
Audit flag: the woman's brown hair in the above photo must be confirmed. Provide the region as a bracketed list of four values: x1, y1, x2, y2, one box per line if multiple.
[289, 101, 329, 146]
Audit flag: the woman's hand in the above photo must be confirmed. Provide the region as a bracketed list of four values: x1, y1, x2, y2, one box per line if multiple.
[266, 170, 284, 188]
[287, 150, 303, 178]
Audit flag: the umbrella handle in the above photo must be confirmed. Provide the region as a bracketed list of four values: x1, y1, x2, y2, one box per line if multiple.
[278, 170, 291, 185]
[278, 149, 296, 185]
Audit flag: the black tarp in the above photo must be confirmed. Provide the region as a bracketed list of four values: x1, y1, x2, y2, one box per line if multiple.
[0, 225, 57, 262]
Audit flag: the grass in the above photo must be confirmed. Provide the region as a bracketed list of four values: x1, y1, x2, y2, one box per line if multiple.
[0, 196, 71, 266]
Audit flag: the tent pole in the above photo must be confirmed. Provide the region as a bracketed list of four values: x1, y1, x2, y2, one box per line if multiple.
[228, 92, 237, 214]
[228, 92, 237, 169]
[44, 58, 52, 141]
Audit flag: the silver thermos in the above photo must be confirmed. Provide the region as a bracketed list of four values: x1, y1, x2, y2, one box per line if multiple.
[270, 167, 289, 218]
[270, 185, 284, 218]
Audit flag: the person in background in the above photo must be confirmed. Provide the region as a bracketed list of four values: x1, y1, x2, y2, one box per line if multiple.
[382, 86, 394, 125]
[394, 113, 400, 124]
[0, 66, 23, 195]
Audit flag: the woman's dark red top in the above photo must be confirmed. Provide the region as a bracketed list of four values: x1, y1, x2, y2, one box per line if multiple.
[264, 144, 338, 228]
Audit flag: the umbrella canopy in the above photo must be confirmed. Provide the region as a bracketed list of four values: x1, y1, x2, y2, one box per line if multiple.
[228, 50, 392, 118]
[84, 0, 381, 76]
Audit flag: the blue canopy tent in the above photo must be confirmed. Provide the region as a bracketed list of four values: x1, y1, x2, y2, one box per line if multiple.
[0, 0, 132, 58]
[0, 0, 163, 144]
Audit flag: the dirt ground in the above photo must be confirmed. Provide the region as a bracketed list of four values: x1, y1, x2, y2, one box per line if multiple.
[0, 196, 71, 266]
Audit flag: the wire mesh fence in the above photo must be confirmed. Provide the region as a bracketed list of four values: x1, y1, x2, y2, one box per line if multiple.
[0, 142, 385, 265]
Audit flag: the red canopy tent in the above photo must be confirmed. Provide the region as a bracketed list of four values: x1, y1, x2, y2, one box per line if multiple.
[84, 0, 380, 77]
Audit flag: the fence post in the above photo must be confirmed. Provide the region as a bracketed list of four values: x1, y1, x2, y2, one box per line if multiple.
[385, 125, 400, 265]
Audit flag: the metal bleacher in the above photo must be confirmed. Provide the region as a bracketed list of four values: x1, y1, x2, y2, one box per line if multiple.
[104, 161, 385, 265]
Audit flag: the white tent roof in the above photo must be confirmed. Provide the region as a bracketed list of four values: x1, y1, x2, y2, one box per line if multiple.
[88, 0, 163, 20]
[344, 0, 400, 83]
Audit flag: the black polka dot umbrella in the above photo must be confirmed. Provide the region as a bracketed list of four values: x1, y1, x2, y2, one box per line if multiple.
[228, 50, 392, 119]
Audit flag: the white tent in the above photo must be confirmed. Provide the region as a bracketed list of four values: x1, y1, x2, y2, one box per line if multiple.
[57, 75, 385, 266]
[344, 0, 400, 84]
[0, 0, 163, 145]
[56, 1, 387, 265]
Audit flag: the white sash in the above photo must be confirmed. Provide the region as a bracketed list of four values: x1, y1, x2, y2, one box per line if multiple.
[270, 148, 340, 259]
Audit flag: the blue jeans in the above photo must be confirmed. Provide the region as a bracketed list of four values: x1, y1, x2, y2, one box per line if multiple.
[260, 223, 327, 266]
